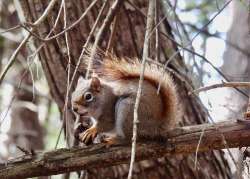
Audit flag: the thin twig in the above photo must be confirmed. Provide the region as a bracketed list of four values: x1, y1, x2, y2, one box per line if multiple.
[85, 0, 124, 79]
[0, 34, 31, 85]
[15, 0, 98, 43]
[244, 94, 250, 119]
[55, 123, 64, 149]
[191, 82, 250, 94]
[16, 146, 31, 155]
[157, 0, 233, 94]
[45, 0, 99, 41]
[128, 1, 155, 178]
[6, 0, 98, 44]
[0, 24, 21, 34]
[194, 128, 205, 169]
[0, 0, 59, 85]
[19, 24, 45, 41]
[62, 0, 72, 148]
[165, 0, 200, 81]
[33, 0, 58, 26]
[155, 0, 159, 62]
[31, 0, 64, 55]
[160, 31, 249, 98]
[106, 15, 118, 54]
[127, 0, 247, 99]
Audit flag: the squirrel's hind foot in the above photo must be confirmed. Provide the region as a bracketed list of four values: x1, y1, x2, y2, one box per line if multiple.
[99, 133, 123, 148]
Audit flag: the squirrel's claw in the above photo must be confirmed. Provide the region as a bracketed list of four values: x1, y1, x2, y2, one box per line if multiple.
[79, 127, 97, 145]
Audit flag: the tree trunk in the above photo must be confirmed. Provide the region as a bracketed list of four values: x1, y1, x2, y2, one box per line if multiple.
[15, 0, 232, 178]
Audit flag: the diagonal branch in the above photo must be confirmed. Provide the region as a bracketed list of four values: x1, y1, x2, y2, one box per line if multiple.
[1, 120, 250, 179]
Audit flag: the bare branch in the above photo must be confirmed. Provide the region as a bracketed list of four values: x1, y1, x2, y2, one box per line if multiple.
[0, 25, 21, 34]
[33, 0, 58, 26]
[0, 0, 59, 85]
[62, 0, 72, 147]
[45, 0, 99, 41]
[191, 82, 250, 94]
[106, 15, 118, 53]
[0, 34, 31, 85]
[128, 0, 154, 178]
[85, 0, 124, 79]
[127, 0, 248, 99]
[1, 120, 250, 179]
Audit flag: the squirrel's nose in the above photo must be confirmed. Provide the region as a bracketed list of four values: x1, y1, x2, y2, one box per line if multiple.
[72, 106, 78, 112]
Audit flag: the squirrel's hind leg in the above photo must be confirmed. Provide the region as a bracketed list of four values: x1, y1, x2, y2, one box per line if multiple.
[114, 97, 134, 140]
[98, 131, 125, 147]
[97, 97, 133, 147]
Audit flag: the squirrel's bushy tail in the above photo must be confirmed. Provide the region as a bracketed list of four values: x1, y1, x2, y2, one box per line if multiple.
[84, 49, 179, 127]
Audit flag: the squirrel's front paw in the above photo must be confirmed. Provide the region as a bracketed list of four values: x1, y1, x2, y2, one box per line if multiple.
[79, 127, 97, 145]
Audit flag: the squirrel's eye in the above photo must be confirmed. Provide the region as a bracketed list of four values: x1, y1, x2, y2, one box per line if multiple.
[84, 92, 93, 102]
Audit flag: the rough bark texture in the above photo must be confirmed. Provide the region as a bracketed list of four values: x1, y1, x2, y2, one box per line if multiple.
[1, 120, 248, 179]
[16, 0, 232, 178]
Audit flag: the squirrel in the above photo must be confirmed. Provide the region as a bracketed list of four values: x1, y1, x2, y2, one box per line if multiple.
[71, 50, 180, 146]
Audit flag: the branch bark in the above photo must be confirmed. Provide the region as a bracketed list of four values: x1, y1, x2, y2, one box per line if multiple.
[1, 119, 249, 179]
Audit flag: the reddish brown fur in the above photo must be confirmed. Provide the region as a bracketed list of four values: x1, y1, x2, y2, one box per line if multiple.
[84, 50, 178, 122]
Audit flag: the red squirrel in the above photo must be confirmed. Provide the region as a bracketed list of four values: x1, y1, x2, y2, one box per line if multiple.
[71, 51, 179, 145]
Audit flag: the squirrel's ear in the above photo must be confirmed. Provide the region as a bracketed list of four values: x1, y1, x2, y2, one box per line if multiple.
[77, 76, 85, 84]
[90, 77, 101, 92]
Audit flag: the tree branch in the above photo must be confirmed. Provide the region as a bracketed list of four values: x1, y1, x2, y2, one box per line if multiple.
[128, 0, 155, 178]
[1, 120, 250, 179]
[85, 0, 124, 78]
[191, 82, 250, 94]
[0, 0, 59, 85]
